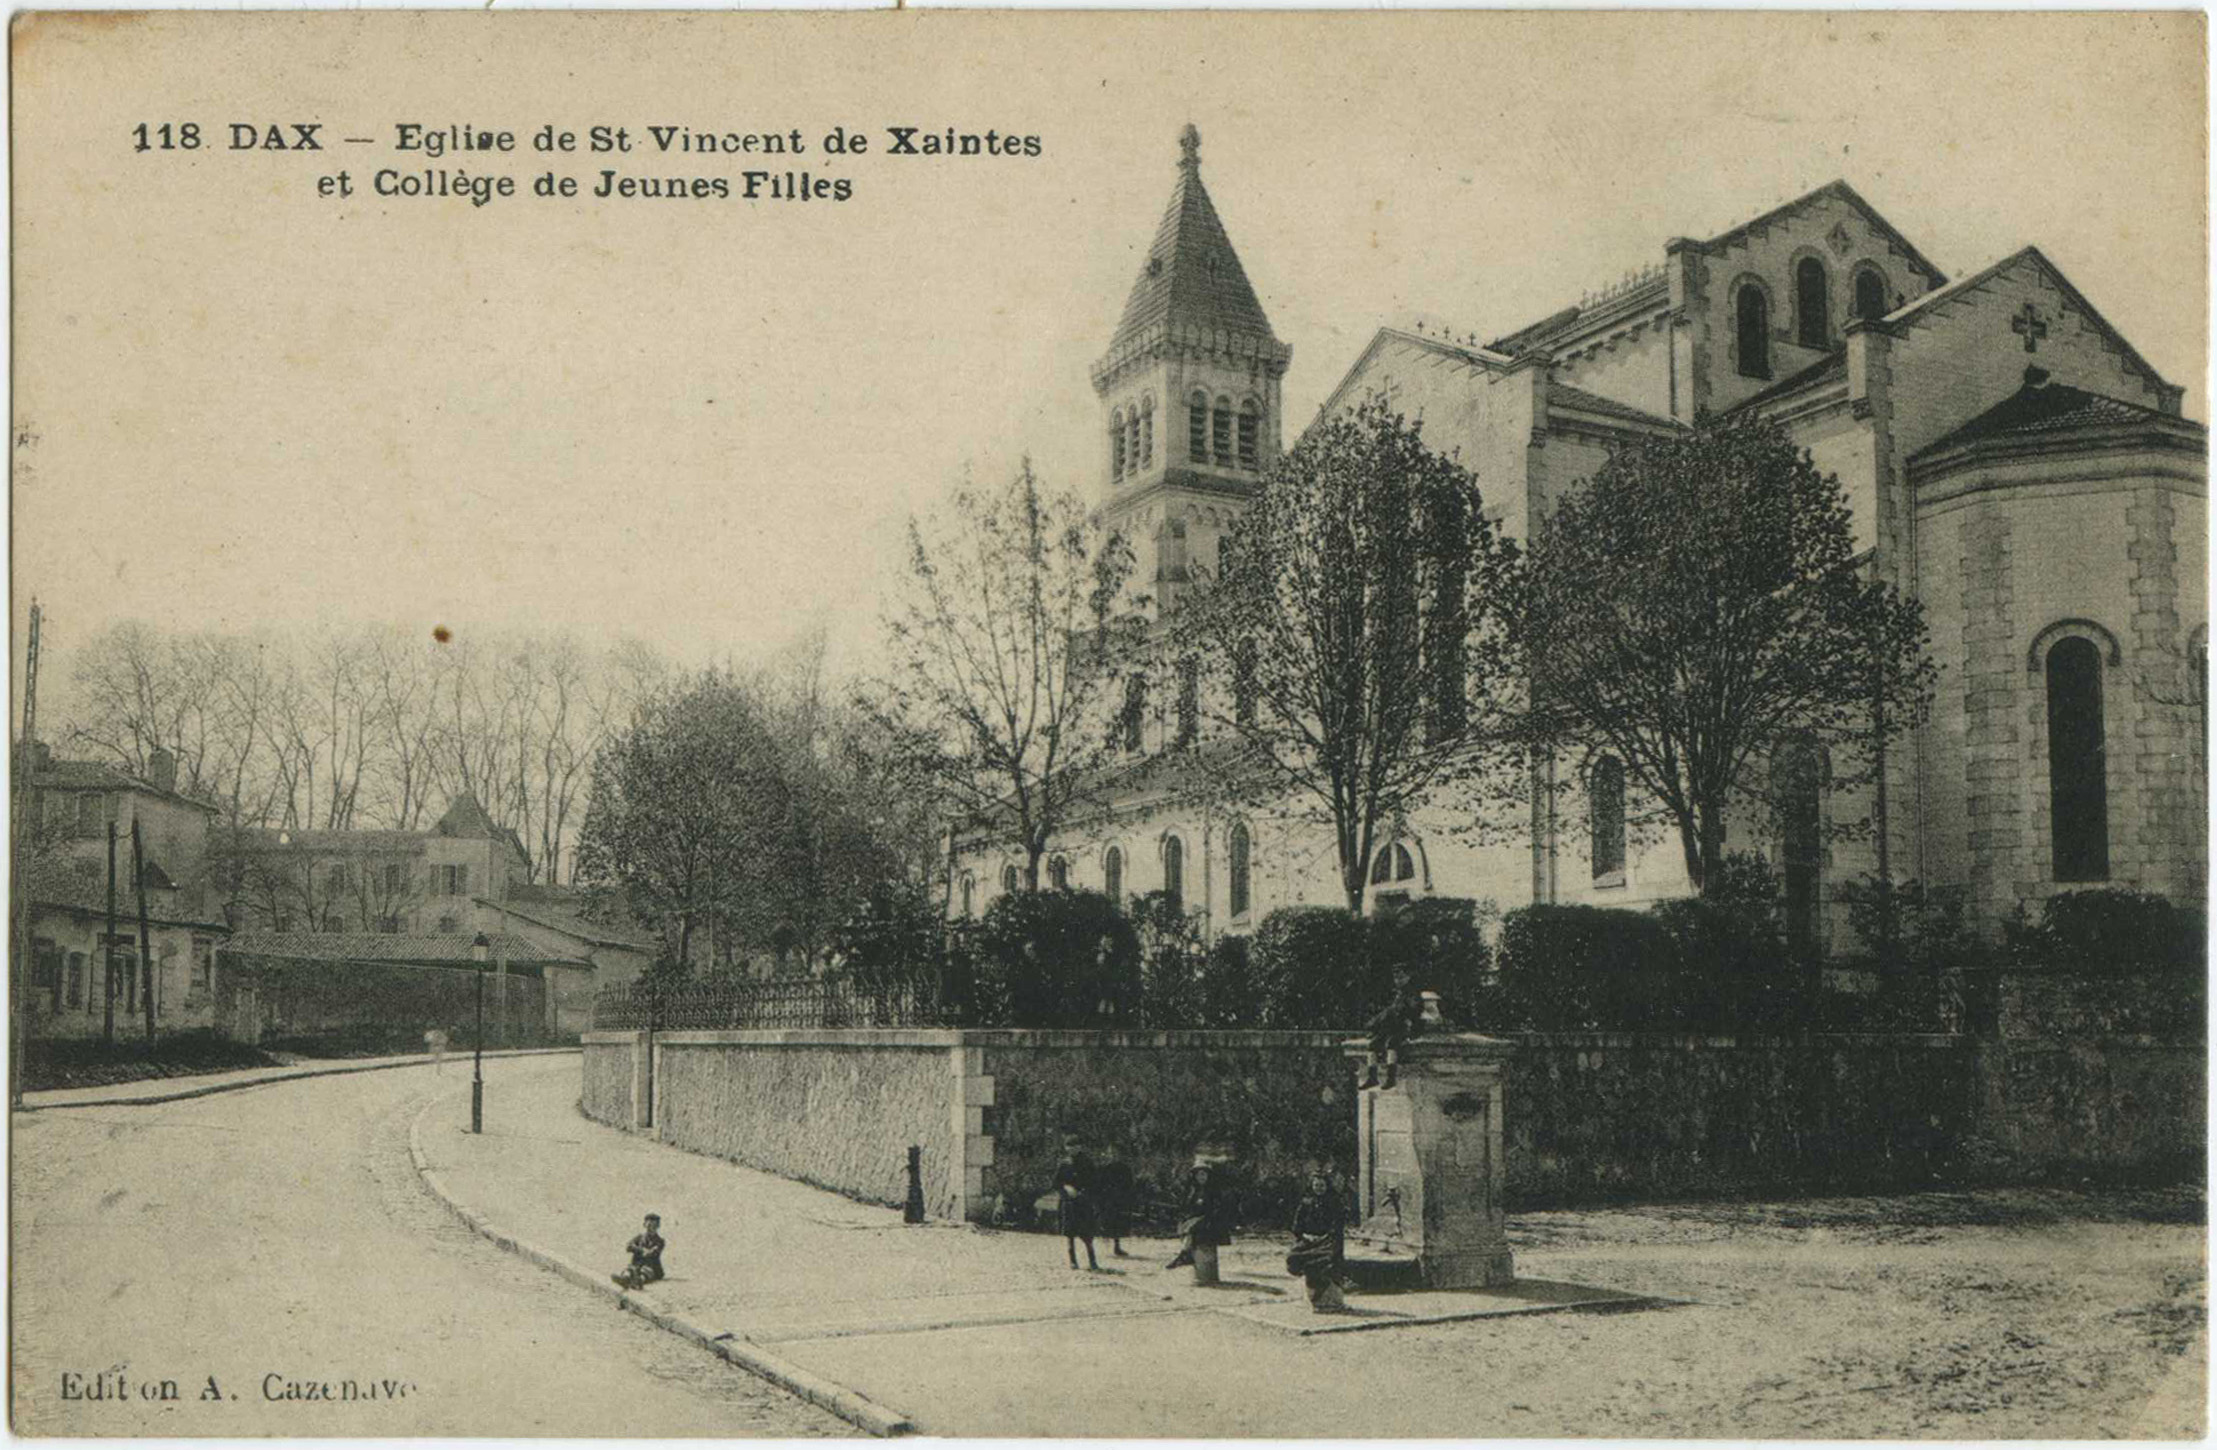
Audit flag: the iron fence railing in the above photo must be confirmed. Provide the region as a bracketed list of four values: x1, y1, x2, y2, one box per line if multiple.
[591, 976, 957, 1032]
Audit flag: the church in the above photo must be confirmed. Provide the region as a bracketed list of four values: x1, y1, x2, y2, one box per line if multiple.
[953, 126, 2207, 953]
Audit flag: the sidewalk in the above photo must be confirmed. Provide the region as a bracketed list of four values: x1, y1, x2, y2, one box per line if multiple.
[20, 1046, 575, 1110]
[415, 1058, 1678, 1437]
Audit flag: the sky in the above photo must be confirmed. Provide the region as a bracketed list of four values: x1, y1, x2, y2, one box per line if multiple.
[11, 10, 2207, 719]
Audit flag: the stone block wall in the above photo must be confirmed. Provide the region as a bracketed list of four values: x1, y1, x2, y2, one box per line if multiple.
[574, 1027, 2203, 1223]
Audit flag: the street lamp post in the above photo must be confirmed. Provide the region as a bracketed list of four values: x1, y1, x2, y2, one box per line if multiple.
[471, 932, 489, 1134]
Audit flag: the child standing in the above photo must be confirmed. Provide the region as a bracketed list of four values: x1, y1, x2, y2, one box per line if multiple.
[1094, 1141, 1135, 1258]
[613, 1213, 666, 1290]
[1054, 1136, 1100, 1271]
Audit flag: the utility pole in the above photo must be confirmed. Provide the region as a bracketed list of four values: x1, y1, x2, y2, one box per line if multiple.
[133, 819, 155, 1045]
[103, 822, 118, 1046]
[12, 599, 43, 1108]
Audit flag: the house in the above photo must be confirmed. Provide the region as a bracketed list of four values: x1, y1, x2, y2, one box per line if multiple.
[225, 793, 530, 936]
[954, 128, 2206, 950]
[214, 930, 591, 1046]
[18, 744, 230, 1039]
[471, 883, 657, 1034]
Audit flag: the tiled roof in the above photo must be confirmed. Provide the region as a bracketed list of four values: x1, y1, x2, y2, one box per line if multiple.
[1913, 378, 2202, 461]
[27, 758, 219, 813]
[476, 887, 658, 951]
[221, 931, 589, 969]
[1548, 382, 1681, 429]
[1725, 350, 1848, 414]
[19, 858, 227, 929]
[1107, 128, 1277, 353]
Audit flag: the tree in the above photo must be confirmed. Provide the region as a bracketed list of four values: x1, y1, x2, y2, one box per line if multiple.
[1173, 396, 1518, 912]
[1509, 411, 1936, 895]
[867, 461, 1142, 891]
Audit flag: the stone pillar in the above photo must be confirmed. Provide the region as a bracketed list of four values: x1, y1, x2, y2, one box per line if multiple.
[1191, 1243, 1220, 1287]
[1344, 1032, 1515, 1289]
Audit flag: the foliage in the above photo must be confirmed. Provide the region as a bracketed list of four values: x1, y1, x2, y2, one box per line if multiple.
[825, 881, 948, 991]
[1127, 890, 1207, 1029]
[1370, 897, 1492, 1026]
[970, 889, 1140, 1028]
[1172, 396, 1520, 911]
[1199, 933, 1261, 1029]
[867, 461, 1143, 890]
[2005, 889, 2207, 977]
[1510, 411, 1936, 894]
[1490, 904, 1680, 1030]
[1250, 905, 1380, 1029]
[573, 668, 917, 974]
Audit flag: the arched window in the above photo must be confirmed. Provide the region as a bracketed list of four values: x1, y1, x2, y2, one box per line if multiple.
[1773, 740, 1824, 949]
[1111, 408, 1126, 480]
[1795, 257, 1829, 348]
[1103, 846, 1124, 906]
[1212, 396, 1233, 467]
[1737, 284, 1770, 379]
[1176, 656, 1199, 748]
[2047, 635, 2110, 882]
[1140, 395, 1154, 466]
[1589, 754, 1626, 882]
[1126, 410, 1141, 477]
[1163, 835, 1185, 912]
[960, 873, 975, 918]
[1188, 392, 1209, 462]
[1228, 822, 1252, 918]
[1122, 674, 1147, 752]
[1048, 855, 1069, 891]
[1369, 841, 1416, 886]
[1237, 399, 1260, 470]
[1002, 863, 1021, 894]
[1853, 266, 1889, 325]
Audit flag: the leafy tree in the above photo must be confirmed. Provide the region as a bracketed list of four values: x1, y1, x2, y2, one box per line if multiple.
[1174, 396, 1518, 912]
[867, 461, 1142, 891]
[1510, 412, 1935, 896]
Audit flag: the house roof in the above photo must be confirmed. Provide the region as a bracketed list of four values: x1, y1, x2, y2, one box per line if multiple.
[1105, 126, 1279, 356]
[474, 887, 658, 952]
[1911, 373, 2206, 463]
[220, 931, 590, 970]
[27, 757, 219, 814]
[19, 858, 228, 930]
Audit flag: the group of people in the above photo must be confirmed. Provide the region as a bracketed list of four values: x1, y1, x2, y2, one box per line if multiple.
[1053, 1136, 1355, 1312]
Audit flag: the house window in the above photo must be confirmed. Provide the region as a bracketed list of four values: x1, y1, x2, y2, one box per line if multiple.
[76, 794, 100, 836]
[377, 914, 404, 935]
[190, 936, 213, 993]
[1048, 855, 1069, 891]
[1140, 396, 1154, 466]
[1163, 835, 1184, 912]
[328, 863, 349, 893]
[1103, 847, 1123, 906]
[2047, 635, 2110, 882]
[1111, 408, 1126, 479]
[1853, 266, 1888, 325]
[1590, 755, 1626, 883]
[437, 914, 461, 933]
[1002, 864, 1021, 895]
[1211, 397, 1233, 467]
[1188, 392, 1209, 462]
[1774, 741, 1824, 949]
[66, 951, 86, 1009]
[1370, 841, 1416, 887]
[1176, 657, 1200, 748]
[1122, 674, 1147, 752]
[1736, 284, 1770, 379]
[1795, 257, 1829, 348]
[383, 863, 408, 893]
[960, 873, 976, 919]
[1237, 401, 1259, 470]
[437, 864, 470, 896]
[1228, 823, 1252, 918]
[1127, 411, 1141, 478]
[32, 938, 60, 1008]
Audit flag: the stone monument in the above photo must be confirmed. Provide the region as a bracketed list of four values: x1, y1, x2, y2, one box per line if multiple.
[1344, 1004, 1516, 1289]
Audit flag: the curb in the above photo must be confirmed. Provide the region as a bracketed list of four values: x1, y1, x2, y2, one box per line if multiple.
[19, 1047, 580, 1112]
[407, 1092, 916, 1438]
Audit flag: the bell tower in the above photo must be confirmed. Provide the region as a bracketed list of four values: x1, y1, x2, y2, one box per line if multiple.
[1091, 125, 1292, 613]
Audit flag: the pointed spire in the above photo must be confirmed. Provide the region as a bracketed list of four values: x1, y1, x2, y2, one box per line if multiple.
[1100, 126, 1281, 361]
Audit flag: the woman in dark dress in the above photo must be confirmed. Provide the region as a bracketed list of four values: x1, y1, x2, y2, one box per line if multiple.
[1055, 1136, 1100, 1271]
[1165, 1162, 1234, 1270]
[1093, 1142, 1135, 1258]
[1287, 1172, 1349, 1311]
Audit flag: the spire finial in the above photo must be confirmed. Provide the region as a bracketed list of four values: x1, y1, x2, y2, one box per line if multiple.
[1178, 124, 1200, 172]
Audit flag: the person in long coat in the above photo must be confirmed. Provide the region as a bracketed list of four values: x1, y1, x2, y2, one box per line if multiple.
[1055, 1136, 1100, 1271]
[1093, 1141, 1135, 1258]
[1287, 1172, 1350, 1310]
[1164, 1162, 1234, 1270]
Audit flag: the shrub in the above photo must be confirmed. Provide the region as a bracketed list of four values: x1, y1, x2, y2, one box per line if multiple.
[1199, 934, 1260, 1028]
[1491, 904, 1677, 1030]
[1371, 897, 1492, 1026]
[2008, 888, 2207, 977]
[827, 884, 947, 991]
[1250, 906, 1378, 1029]
[972, 889, 1140, 1028]
[1647, 895, 1803, 1028]
[1128, 890, 1207, 1028]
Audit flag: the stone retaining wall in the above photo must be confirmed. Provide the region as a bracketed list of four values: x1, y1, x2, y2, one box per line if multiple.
[579, 1028, 2204, 1222]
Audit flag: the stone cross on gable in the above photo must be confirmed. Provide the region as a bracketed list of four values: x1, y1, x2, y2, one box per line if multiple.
[2012, 301, 2049, 354]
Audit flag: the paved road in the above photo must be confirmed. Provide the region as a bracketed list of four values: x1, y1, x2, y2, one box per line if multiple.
[9, 1062, 843, 1436]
